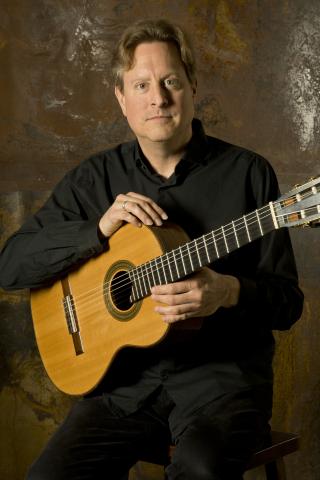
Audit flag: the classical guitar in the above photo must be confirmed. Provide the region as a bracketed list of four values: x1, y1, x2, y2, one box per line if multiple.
[31, 176, 320, 395]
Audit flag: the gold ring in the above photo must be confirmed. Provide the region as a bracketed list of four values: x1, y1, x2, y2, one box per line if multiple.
[122, 200, 128, 211]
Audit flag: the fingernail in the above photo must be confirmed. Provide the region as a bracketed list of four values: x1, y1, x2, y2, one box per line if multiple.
[162, 213, 168, 220]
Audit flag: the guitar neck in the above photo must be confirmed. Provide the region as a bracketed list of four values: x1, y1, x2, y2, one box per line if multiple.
[129, 202, 278, 302]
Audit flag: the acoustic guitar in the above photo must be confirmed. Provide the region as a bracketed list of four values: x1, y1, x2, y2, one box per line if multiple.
[31, 176, 320, 395]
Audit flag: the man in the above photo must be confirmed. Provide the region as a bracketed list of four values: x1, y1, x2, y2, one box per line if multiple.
[0, 19, 303, 480]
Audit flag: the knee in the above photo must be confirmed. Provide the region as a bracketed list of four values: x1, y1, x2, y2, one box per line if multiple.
[168, 419, 222, 480]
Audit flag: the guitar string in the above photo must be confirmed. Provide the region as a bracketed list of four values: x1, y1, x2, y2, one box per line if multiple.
[70, 199, 318, 312]
[72, 201, 317, 312]
[72, 205, 319, 317]
[74, 204, 319, 315]
[70, 204, 274, 308]
[71, 208, 278, 314]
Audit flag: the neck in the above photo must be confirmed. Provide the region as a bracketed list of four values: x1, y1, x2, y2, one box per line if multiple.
[138, 131, 192, 179]
[141, 146, 184, 178]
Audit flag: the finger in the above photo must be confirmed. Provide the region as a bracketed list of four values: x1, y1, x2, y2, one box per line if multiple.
[155, 303, 197, 323]
[151, 291, 192, 305]
[121, 200, 162, 226]
[116, 192, 168, 226]
[127, 192, 168, 220]
[151, 280, 192, 296]
[121, 211, 143, 228]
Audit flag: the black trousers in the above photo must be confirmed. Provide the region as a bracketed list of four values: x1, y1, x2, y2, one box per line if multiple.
[26, 386, 271, 480]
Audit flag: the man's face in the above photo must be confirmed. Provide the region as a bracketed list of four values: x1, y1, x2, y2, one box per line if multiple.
[115, 41, 196, 151]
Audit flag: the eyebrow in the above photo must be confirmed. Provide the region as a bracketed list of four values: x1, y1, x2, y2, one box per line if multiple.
[128, 71, 182, 84]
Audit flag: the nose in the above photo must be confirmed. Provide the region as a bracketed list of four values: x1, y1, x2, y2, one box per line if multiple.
[150, 82, 169, 107]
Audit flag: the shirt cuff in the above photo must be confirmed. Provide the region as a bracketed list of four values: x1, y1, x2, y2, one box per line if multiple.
[77, 219, 107, 258]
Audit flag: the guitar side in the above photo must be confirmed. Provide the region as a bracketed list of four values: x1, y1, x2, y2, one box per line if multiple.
[31, 222, 189, 396]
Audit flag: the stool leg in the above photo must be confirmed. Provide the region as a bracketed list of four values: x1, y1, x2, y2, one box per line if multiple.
[265, 457, 287, 480]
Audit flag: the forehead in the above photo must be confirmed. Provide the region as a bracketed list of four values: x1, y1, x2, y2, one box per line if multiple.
[127, 41, 185, 75]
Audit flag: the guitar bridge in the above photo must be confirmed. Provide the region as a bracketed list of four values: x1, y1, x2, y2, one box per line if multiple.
[63, 294, 79, 334]
[61, 279, 84, 356]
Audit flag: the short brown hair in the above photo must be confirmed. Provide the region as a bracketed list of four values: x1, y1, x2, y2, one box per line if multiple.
[112, 19, 196, 91]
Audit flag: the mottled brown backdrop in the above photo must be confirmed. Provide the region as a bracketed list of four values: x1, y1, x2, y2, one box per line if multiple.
[0, 1, 319, 479]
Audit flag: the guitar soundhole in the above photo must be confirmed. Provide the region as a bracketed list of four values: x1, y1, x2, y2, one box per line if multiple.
[104, 260, 141, 321]
[110, 270, 132, 311]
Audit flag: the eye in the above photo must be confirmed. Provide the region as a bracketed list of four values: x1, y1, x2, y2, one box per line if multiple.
[135, 82, 148, 91]
[164, 78, 181, 89]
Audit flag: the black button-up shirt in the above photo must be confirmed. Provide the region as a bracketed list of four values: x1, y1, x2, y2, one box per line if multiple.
[0, 120, 303, 437]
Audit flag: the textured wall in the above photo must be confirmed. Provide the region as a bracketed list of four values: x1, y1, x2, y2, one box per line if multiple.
[0, 1, 319, 479]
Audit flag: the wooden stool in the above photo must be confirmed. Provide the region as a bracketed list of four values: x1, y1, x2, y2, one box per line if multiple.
[245, 431, 299, 479]
[138, 430, 299, 480]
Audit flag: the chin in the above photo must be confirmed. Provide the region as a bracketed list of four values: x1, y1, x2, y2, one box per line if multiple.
[146, 125, 179, 142]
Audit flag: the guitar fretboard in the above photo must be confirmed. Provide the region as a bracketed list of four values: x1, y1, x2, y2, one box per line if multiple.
[129, 202, 277, 302]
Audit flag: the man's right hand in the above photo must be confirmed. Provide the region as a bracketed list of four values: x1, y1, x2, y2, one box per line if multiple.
[98, 192, 168, 238]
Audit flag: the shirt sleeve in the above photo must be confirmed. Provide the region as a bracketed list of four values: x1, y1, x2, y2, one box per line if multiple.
[232, 155, 304, 331]
[0, 167, 109, 290]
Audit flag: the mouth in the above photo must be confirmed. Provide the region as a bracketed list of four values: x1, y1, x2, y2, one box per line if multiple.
[147, 115, 172, 121]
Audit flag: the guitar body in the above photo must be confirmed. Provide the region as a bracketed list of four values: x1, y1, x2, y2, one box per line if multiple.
[31, 222, 190, 396]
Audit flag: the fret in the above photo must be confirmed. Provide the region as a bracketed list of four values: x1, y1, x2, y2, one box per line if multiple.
[166, 252, 174, 282]
[186, 242, 194, 271]
[216, 227, 229, 257]
[179, 245, 187, 275]
[154, 257, 165, 285]
[212, 231, 220, 258]
[243, 215, 251, 241]
[232, 220, 240, 248]
[142, 265, 149, 295]
[134, 268, 143, 299]
[160, 255, 168, 284]
[144, 264, 152, 290]
[139, 265, 148, 297]
[202, 234, 211, 263]
[175, 247, 185, 279]
[195, 239, 202, 266]
[221, 225, 229, 253]
[226, 221, 239, 252]
[135, 266, 143, 298]
[128, 270, 138, 302]
[152, 258, 161, 285]
[195, 236, 207, 265]
[149, 259, 156, 287]
[180, 244, 193, 275]
[172, 249, 180, 279]
[256, 210, 264, 235]
[234, 217, 247, 247]
[189, 239, 201, 270]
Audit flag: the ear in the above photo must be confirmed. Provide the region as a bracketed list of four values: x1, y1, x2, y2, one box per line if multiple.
[115, 86, 127, 117]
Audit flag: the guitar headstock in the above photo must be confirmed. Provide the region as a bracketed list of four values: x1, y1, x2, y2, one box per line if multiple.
[274, 175, 320, 228]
